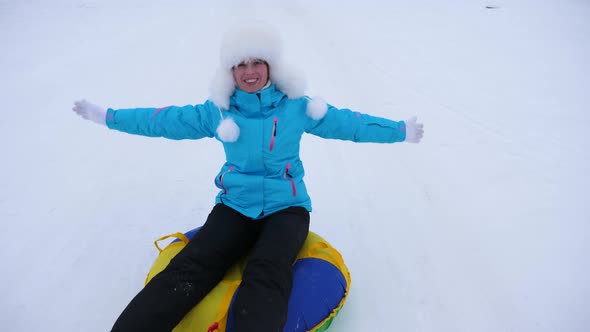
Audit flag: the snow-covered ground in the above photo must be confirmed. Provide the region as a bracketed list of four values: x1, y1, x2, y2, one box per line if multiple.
[1, 0, 589, 331]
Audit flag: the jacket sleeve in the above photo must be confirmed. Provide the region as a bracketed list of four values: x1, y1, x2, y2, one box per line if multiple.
[304, 103, 407, 143]
[105, 101, 219, 140]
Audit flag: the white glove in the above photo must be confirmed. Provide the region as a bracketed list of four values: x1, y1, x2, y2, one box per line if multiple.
[404, 116, 424, 143]
[72, 100, 107, 126]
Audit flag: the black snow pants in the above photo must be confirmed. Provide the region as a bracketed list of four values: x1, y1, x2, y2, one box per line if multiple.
[111, 203, 310, 332]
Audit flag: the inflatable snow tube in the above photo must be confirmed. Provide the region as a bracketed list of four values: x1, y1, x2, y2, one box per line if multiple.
[145, 227, 351, 332]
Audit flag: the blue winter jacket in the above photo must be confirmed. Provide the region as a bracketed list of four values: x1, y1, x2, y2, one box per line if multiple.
[106, 84, 407, 219]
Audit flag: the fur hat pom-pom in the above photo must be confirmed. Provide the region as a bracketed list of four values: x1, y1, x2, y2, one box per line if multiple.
[217, 117, 240, 142]
[306, 97, 328, 120]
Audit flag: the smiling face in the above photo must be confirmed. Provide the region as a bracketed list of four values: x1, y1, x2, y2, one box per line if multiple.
[232, 58, 269, 93]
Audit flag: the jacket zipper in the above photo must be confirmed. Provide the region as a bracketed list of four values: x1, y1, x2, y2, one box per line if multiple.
[284, 163, 296, 196]
[219, 166, 234, 194]
[269, 117, 278, 151]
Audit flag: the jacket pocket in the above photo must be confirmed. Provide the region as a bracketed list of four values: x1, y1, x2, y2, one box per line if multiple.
[219, 166, 234, 194]
[283, 163, 297, 196]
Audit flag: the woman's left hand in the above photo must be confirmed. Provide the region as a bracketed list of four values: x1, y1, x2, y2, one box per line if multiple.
[404, 116, 424, 143]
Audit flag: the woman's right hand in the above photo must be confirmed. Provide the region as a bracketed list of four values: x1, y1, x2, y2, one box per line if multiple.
[73, 100, 107, 126]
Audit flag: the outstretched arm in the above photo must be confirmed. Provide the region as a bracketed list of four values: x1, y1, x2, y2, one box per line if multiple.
[72, 100, 220, 140]
[305, 103, 424, 144]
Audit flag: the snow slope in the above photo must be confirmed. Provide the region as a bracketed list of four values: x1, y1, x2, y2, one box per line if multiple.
[1, 0, 589, 331]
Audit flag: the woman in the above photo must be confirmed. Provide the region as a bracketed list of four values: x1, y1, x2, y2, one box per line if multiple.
[73, 21, 423, 332]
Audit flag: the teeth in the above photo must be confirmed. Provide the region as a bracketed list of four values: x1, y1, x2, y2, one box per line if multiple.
[245, 79, 257, 83]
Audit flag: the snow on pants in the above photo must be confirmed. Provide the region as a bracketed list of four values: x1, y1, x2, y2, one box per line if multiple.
[111, 203, 310, 332]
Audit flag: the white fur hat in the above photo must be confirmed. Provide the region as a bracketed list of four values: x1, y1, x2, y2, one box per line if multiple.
[209, 20, 307, 110]
[209, 21, 327, 142]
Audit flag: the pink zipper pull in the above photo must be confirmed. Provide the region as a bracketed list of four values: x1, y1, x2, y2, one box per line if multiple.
[220, 166, 234, 194]
[284, 163, 297, 196]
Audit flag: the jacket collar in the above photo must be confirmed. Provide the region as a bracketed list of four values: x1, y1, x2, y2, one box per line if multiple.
[230, 84, 286, 117]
